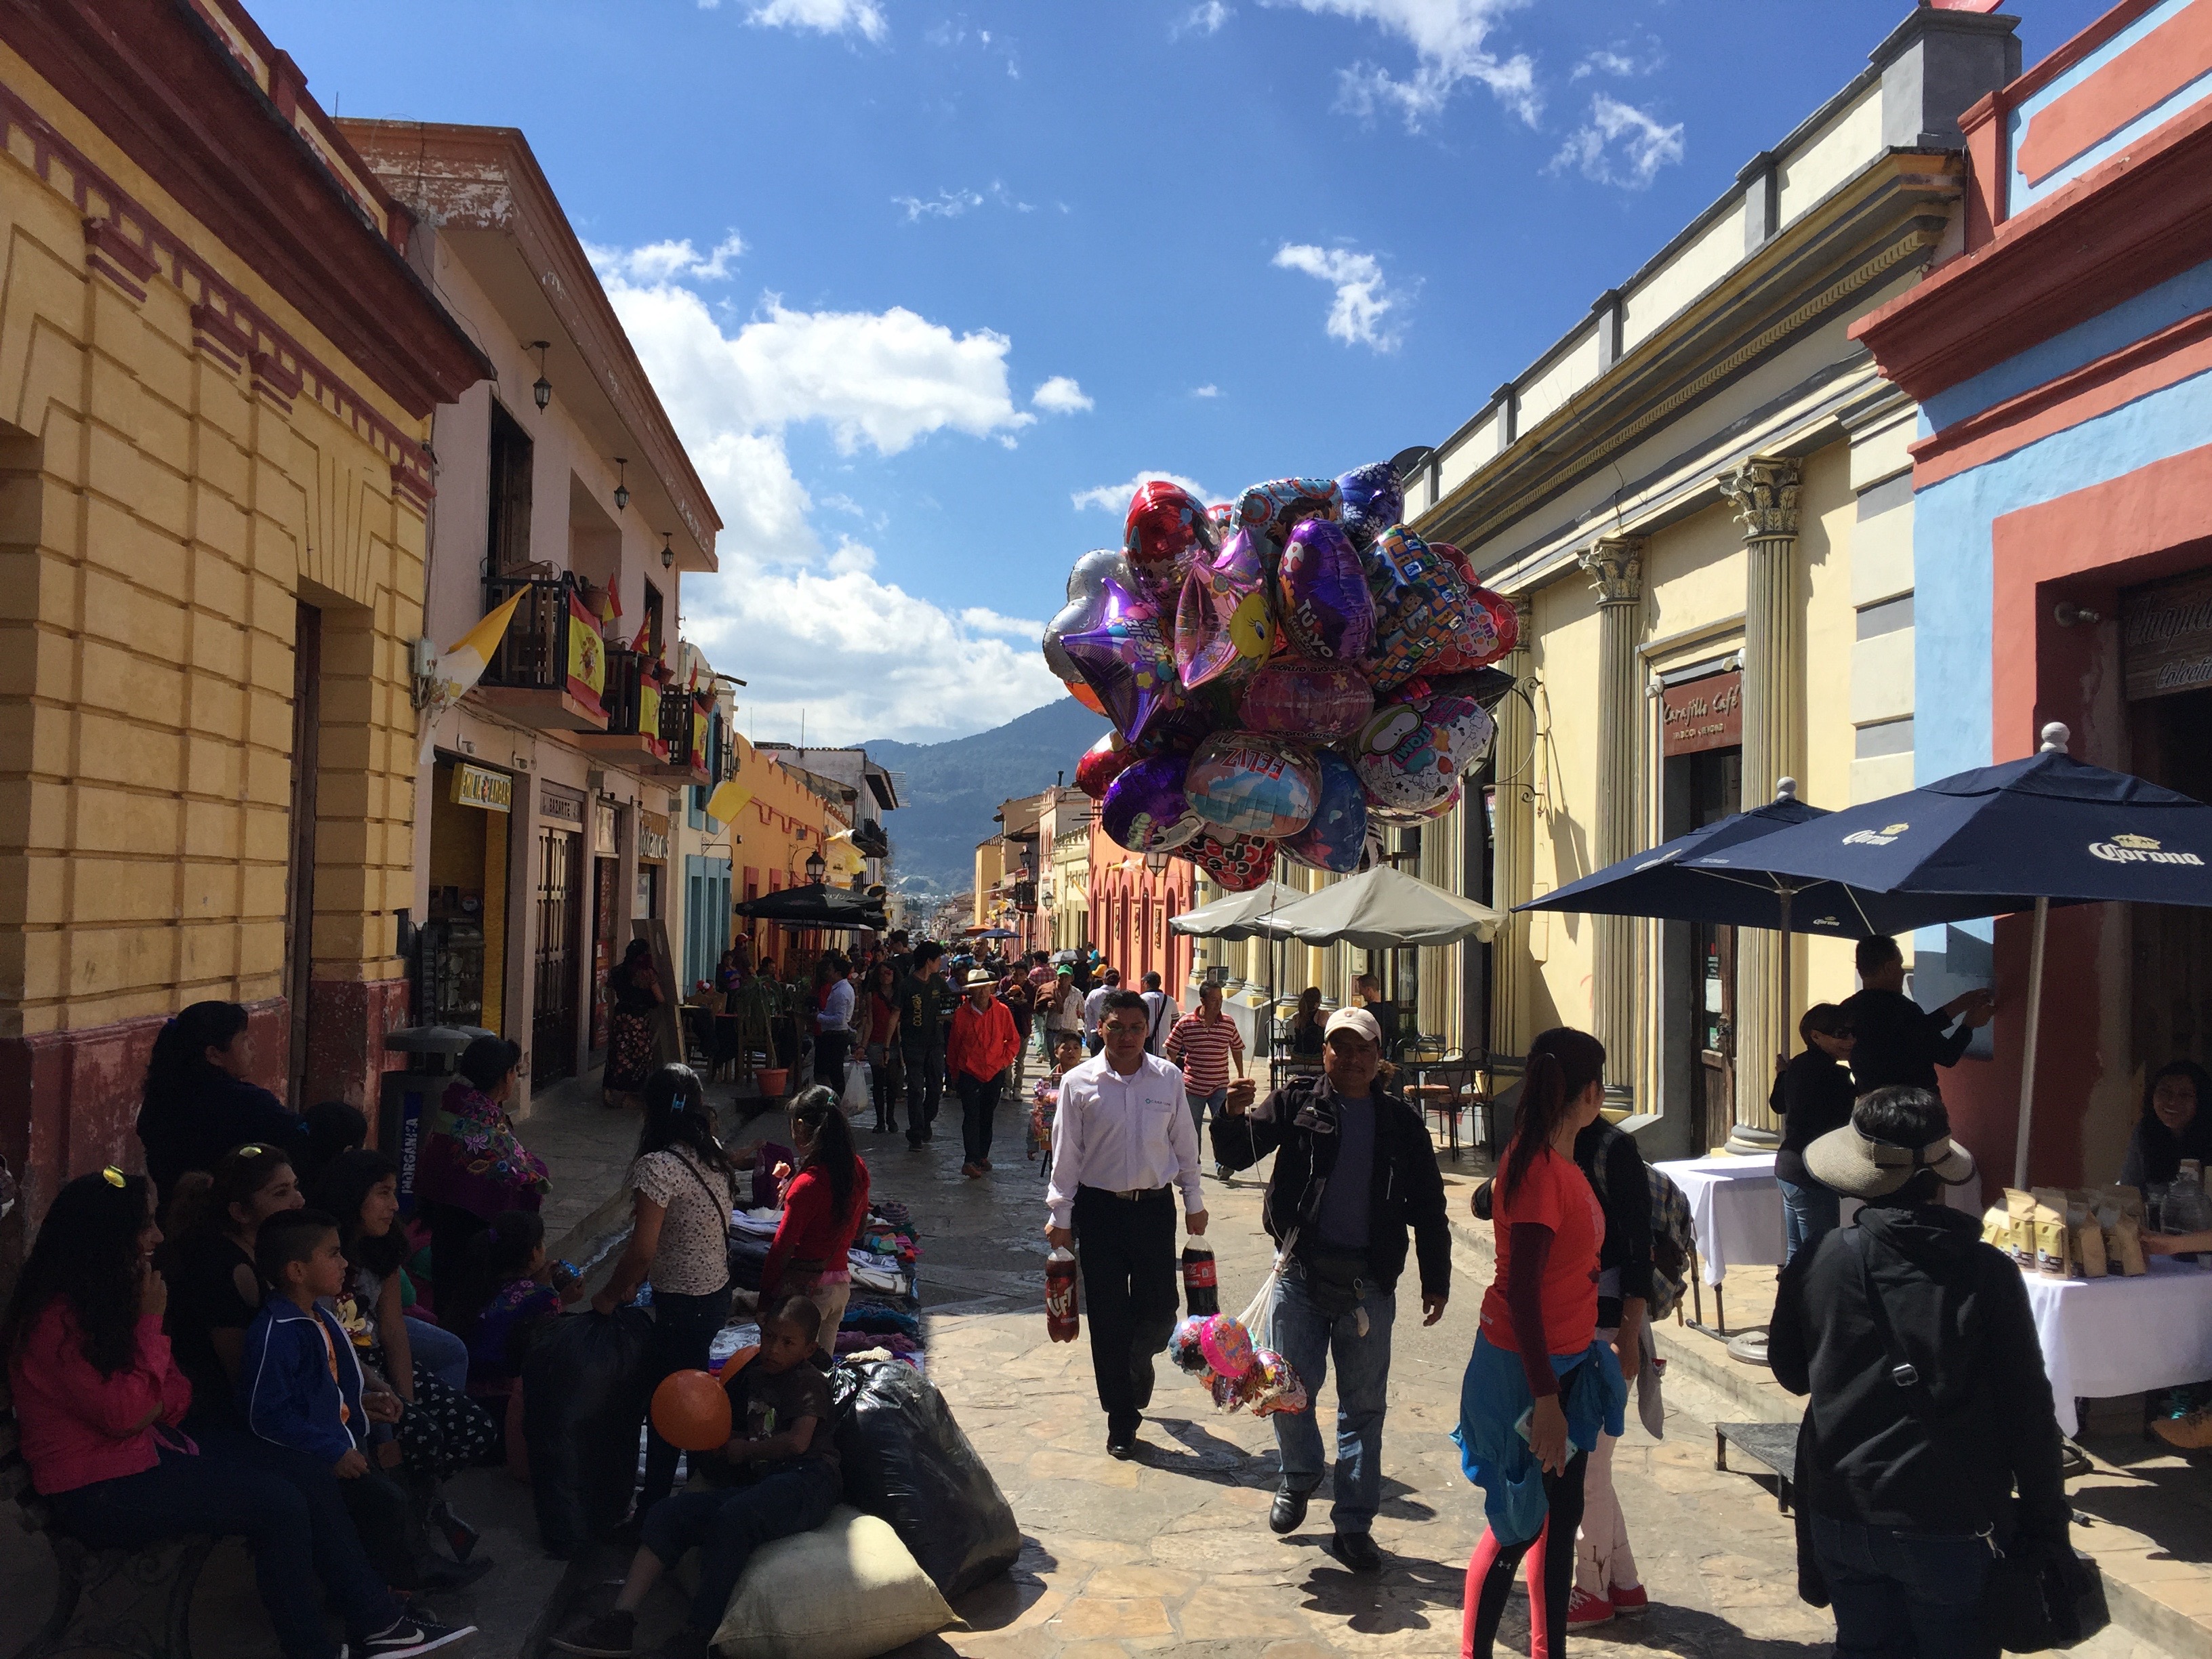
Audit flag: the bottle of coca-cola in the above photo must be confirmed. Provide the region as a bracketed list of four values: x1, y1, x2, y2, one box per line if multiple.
[1181, 1245, 1219, 1317]
[1045, 1246, 1080, 1343]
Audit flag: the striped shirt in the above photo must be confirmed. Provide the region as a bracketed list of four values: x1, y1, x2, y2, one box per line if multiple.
[1166, 1011, 1244, 1094]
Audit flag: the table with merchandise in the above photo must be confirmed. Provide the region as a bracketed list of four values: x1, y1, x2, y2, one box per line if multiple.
[2018, 1255, 2212, 1436]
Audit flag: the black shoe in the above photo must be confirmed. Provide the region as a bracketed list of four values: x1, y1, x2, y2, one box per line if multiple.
[548, 1607, 634, 1656]
[428, 1498, 478, 1563]
[1269, 1488, 1309, 1535]
[1333, 1530, 1382, 1573]
[1106, 1425, 1138, 1458]
[414, 1555, 492, 1593]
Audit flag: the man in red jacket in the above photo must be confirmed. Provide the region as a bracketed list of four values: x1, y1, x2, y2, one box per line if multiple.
[946, 968, 1021, 1179]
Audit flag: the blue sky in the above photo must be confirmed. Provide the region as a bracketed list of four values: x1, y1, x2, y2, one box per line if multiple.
[259, 0, 2109, 744]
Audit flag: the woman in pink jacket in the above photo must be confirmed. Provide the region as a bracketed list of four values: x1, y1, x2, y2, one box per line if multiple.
[1, 1170, 434, 1659]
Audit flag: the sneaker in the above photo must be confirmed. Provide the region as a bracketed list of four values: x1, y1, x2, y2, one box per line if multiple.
[548, 1609, 634, 1657]
[1609, 1582, 1650, 1616]
[365, 1614, 477, 1657]
[1565, 1587, 1614, 1628]
[2154, 1408, 2212, 1450]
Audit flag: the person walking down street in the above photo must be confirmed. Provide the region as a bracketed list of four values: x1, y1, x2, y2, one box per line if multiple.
[1000, 968, 1035, 1089]
[948, 970, 1021, 1179]
[1456, 1026, 1626, 1656]
[414, 1037, 548, 1300]
[1213, 1007, 1449, 1574]
[896, 943, 954, 1149]
[1139, 972, 1174, 1057]
[603, 940, 663, 1109]
[1166, 983, 1245, 1164]
[134, 1001, 306, 1215]
[1043, 965, 1084, 1061]
[863, 960, 903, 1136]
[813, 954, 855, 1091]
[1046, 989, 1208, 1459]
[1082, 968, 1122, 1056]
[1775, 1004, 1858, 1263]
[1841, 935, 1992, 1097]
[1771, 1086, 2070, 1659]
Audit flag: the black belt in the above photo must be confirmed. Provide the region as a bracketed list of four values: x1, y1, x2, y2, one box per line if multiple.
[1079, 1183, 1169, 1201]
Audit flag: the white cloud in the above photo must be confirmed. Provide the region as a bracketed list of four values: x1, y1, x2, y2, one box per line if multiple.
[893, 188, 984, 222]
[1191, 384, 1220, 398]
[1071, 471, 1216, 512]
[731, 0, 888, 43]
[592, 240, 1076, 741]
[1033, 376, 1094, 415]
[1174, 1, 1233, 38]
[1549, 94, 1684, 190]
[585, 232, 745, 284]
[1272, 243, 1406, 351]
[1274, 0, 1538, 130]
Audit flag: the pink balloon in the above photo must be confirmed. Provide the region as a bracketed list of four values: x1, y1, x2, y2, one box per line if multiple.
[1174, 530, 1276, 691]
[1239, 658, 1374, 741]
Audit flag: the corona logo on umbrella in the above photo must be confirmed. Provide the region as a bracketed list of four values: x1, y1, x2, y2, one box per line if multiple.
[1843, 822, 1910, 846]
[2089, 833, 2204, 865]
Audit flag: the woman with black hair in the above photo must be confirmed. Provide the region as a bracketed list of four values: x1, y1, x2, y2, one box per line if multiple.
[298, 1100, 370, 1187]
[1456, 1026, 1627, 1659]
[2121, 1059, 2212, 1189]
[1290, 987, 1326, 1060]
[592, 1063, 742, 1517]
[764, 1086, 872, 1358]
[134, 1001, 305, 1212]
[604, 939, 662, 1107]
[3, 1171, 427, 1659]
[415, 1036, 547, 1299]
[160, 1143, 303, 1431]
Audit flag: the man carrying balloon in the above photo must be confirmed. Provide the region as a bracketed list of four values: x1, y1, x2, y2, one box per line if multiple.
[1212, 1007, 1451, 1574]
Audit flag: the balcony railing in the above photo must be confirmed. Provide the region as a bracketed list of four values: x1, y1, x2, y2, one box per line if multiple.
[474, 571, 609, 732]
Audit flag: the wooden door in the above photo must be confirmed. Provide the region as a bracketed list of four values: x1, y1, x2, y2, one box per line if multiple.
[533, 827, 581, 1084]
[1698, 923, 1736, 1155]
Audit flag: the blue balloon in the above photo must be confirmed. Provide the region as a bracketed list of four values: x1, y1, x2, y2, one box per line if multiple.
[1281, 749, 1369, 873]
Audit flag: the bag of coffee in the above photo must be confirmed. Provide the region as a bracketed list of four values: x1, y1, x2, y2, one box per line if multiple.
[2030, 1188, 2073, 1277]
[2069, 1197, 2107, 1278]
[1981, 1204, 2013, 1250]
[2004, 1188, 2039, 1265]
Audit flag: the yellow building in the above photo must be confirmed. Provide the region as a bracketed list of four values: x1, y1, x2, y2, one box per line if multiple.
[0, 0, 487, 1216]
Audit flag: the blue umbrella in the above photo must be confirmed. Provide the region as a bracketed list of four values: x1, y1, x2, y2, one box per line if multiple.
[1683, 725, 2212, 1183]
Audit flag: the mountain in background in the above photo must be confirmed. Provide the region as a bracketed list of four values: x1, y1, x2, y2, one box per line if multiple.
[865, 697, 1109, 895]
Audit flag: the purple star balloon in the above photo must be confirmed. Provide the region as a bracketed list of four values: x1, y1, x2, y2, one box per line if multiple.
[1060, 577, 1180, 745]
[1279, 518, 1374, 663]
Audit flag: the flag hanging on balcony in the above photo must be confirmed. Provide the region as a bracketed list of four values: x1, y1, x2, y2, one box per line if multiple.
[639, 676, 664, 759]
[565, 590, 606, 716]
[416, 588, 527, 765]
[705, 780, 752, 826]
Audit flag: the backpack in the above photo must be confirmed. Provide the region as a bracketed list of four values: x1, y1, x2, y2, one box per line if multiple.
[1584, 1122, 1696, 1323]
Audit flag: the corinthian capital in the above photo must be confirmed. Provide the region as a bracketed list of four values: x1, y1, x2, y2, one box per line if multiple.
[1578, 534, 1644, 605]
[1721, 457, 1801, 540]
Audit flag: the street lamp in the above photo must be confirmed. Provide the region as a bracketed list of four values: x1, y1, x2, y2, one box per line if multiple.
[661, 532, 674, 571]
[613, 457, 630, 511]
[529, 342, 552, 410]
[804, 848, 826, 886]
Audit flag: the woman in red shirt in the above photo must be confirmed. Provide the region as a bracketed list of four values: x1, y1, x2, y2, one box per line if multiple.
[1456, 1027, 1625, 1658]
[763, 1086, 872, 1357]
[1, 1170, 421, 1659]
[864, 959, 904, 1136]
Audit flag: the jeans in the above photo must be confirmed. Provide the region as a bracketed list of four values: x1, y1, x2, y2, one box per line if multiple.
[1186, 1087, 1227, 1143]
[404, 1315, 470, 1395]
[901, 1038, 943, 1145]
[955, 1070, 1003, 1166]
[814, 1029, 850, 1090]
[1811, 1513, 1994, 1659]
[1071, 1184, 1179, 1435]
[46, 1441, 398, 1659]
[1780, 1175, 1843, 1265]
[1267, 1263, 1396, 1534]
[643, 1460, 842, 1632]
[640, 1284, 734, 1513]
[867, 1040, 900, 1128]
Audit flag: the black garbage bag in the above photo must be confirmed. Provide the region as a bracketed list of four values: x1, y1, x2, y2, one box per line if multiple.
[827, 1357, 1019, 1597]
[523, 1307, 655, 1557]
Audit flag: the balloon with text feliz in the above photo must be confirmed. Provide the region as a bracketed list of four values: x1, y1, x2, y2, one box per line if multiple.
[1101, 754, 1204, 853]
[1231, 477, 1342, 553]
[1074, 731, 1141, 800]
[1185, 733, 1319, 841]
[1238, 657, 1374, 741]
[1059, 577, 1179, 745]
[1351, 695, 1462, 817]
[1364, 523, 1484, 691]
[1043, 549, 1137, 715]
[1279, 518, 1375, 663]
[1336, 461, 1404, 552]
[1174, 528, 1277, 691]
[1182, 830, 1275, 892]
[1124, 480, 1217, 604]
[1279, 747, 1369, 873]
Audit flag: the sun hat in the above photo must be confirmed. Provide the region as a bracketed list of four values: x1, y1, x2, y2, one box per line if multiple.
[960, 968, 998, 994]
[1803, 1112, 1976, 1199]
[1322, 1006, 1382, 1048]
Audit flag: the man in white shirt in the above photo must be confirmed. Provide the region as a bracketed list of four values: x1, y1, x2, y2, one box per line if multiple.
[1139, 972, 1174, 1057]
[815, 952, 855, 1090]
[1080, 968, 1122, 1056]
[1046, 988, 1207, 1458]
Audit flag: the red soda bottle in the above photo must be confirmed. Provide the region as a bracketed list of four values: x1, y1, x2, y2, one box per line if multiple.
[1045, 1246, 1080, 1343]
[1181, 1246, 1219, 1317]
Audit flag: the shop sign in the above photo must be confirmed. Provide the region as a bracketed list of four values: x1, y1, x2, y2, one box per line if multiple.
[2123, 570, 2212, 701]
[450, 763, 512, 813]
[1660, 670, 1742, 758]
[592, 798, 617, 858]
[539, 787, 585, 828]
[639, 809, 670, 862]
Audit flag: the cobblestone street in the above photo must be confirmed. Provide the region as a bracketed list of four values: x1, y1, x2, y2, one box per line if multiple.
[896, 1110, 2176, 1659]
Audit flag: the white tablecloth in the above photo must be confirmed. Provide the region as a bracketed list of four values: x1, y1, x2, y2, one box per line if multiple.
[1653, 1153, 1783, 1285]
[2020, 1256, 2212, 1436]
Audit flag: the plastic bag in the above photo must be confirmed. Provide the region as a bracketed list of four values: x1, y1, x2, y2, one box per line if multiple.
[523, 1307, 655, 1557]
[842, 1062, 873, 1117]
[827, 1357, 1019, 1597]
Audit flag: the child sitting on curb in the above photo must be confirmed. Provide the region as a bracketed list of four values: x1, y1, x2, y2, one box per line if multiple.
[549, 1298, 842, 1659]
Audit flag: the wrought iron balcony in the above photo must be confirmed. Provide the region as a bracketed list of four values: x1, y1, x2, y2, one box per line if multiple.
[471, 571, 609, 733]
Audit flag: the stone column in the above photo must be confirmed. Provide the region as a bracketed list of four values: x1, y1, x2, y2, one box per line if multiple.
[1488, 602, 1536, 1061]
[1578, 538, 1645, 1085]
[1721, 457, 1802, 1145]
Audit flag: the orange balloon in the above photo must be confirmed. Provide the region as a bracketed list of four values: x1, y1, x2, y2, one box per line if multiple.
[650, 1368, 731, 1452]
[712, 1345, 758, 1380]
[1069, 682, 1107, 716]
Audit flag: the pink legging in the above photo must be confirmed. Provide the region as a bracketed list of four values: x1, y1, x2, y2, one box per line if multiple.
[1460, 1449, 1588, 1658]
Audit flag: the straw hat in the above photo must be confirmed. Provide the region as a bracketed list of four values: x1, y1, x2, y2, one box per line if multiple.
[1804, 1120, 1976, 1199]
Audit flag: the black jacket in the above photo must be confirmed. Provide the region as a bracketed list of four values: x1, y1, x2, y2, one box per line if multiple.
[1839, 987, 1971, 1094]
[1573, 1120, 1653, 1305]
[1770, 1204, 2068, 1546]
[1210, 1073, 1450, 1299]
[137, 1071, 304, 1212]
[1774, 1048, 1857, 1185]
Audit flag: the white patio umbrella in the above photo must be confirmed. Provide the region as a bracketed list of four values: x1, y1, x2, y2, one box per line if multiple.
[1168, 880, 1304, 941]
[1251, 865, 1503, 949]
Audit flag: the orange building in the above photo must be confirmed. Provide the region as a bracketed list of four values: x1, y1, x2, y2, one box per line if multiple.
[1086, 823, 1195, 992]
